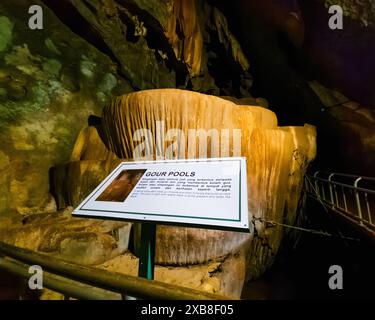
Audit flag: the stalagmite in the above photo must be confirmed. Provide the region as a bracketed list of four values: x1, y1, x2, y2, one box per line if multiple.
[47, 88, 316, 277]
[98, 89, 316, 270]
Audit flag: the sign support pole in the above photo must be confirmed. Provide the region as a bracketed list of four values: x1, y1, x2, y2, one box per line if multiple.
[138, 223, 156, 280]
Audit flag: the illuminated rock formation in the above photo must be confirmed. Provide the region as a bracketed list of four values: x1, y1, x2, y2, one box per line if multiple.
[100, 89, 316, 279]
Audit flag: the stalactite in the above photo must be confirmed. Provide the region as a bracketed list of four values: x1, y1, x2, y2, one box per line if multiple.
[165, 0, 203, 76]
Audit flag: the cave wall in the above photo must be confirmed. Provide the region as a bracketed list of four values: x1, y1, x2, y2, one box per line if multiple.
[43, 0, 253, 95]
[0, 0, 257, 218]
[0, 0, 131, 217]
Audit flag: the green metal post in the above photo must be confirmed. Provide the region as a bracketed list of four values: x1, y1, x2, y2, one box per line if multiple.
[138, 223, 156, 280]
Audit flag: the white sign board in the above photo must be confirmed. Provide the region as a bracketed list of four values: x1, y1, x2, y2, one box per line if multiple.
[73, 158, 249, 232]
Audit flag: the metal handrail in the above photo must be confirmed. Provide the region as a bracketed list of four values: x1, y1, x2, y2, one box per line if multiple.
[313, 172, 375, 182]
[0, 257, 121, 300]
[0, 241, 232, 300]
[307, 196, 374, 228]
[305, 171, 375, 236]
[312, 177, 375, 196]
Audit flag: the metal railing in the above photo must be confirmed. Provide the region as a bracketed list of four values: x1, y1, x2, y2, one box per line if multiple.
[305, 171, 375, 238]
[0, 241, 232, 300]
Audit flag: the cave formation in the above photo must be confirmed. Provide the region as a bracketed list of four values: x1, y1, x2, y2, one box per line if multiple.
[0, 0, 374, 300]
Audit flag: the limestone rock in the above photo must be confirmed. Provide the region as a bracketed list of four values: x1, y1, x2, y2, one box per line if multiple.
[51, 160, 123, 209]
[39, 289, 65, 301]
[0, 0, 126, 218]
[0, 208, 131, 266]
[0, 0, 260, 220]
[166, 0, 203, 77]
[133, 224, 251, 266]
[101, 89, 278, 159]
[50, 126, 122, 208]
[98, 251, 246, 299]
[221, 96, 269, 108]
[100, 89, 316, 274]
[45, 0, 253, 95]
[280, 125, 317, 227]
[70, 126, 118, 162]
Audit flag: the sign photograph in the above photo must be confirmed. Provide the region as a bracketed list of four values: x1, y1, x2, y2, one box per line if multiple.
[73, 158, 249, 232]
